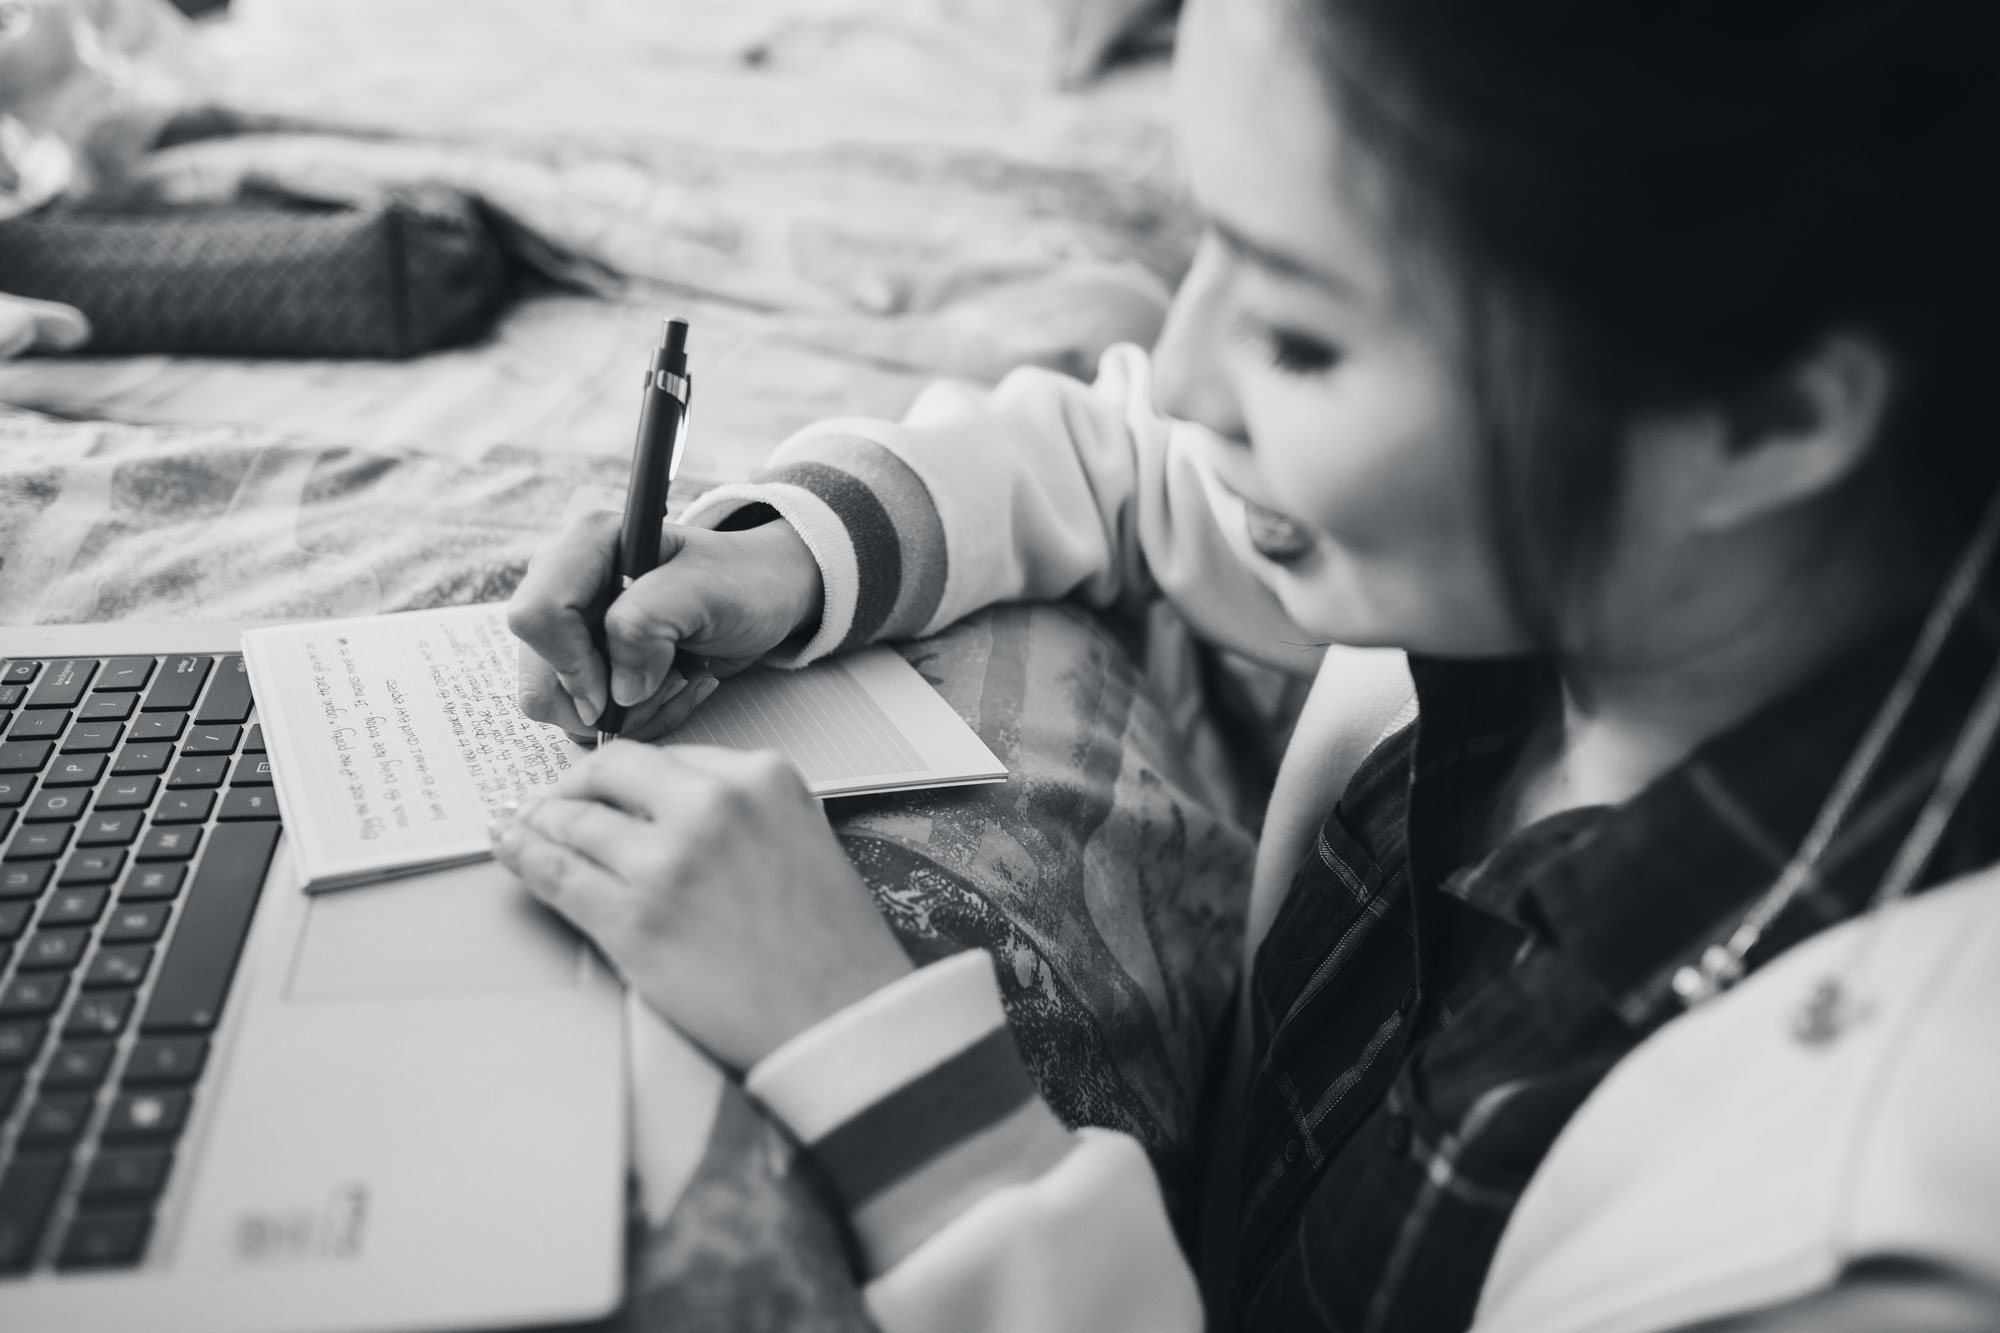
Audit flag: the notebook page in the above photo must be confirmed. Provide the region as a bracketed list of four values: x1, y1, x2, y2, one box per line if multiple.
[245, 603, 1005, 889]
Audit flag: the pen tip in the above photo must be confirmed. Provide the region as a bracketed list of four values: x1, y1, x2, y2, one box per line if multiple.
[662, 318, 688, 356]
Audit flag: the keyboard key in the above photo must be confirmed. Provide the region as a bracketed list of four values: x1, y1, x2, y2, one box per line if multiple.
[0, 809, 11, 840]
[0, 774, 30, 806]
[1, 661, 39, 685]
[79, 692, 136, 722]
[6, 824, 72, 860]
[44, 1041, 115, 1089]
[166, 756, 228, 789]
[43, 886, 108, 925]
[95, 776, 158, 810]
[195, 656, 254, 724]
[128, 713, 186, 743]
[0, 862, 53, 897]
[84, 945, 153, 989]
[25, 659, 97, 710]
[101, 902, 170, 943]
[61, 848, 128, 886]
[121, 865, 186, 902]
[143, 823, 279, 1033]
[243, 724, 265, 754]
[58, 1210, 152, 1270]
[180, 724, 241, 755]
[0, 1152, 68, 1273]
[47, 755, 108, 787]
[0, 683, 24, 707]
[61, 720, 123, 754]
[0, 973, 67, 1015]
[0, 739, 53, 772]
[81, 1149, 173, 1206]
[111, 742, 174, 776]
[0, 1019, 46, 1065]
[23, 788, 88, 823]
[0, 901, 30, 939]
[18, 928, 88, 970]
[217, 788, 282, 821]
[142, 656, 211, 713]
[124, 1036, 207, 1085]
[0, 1070, 16, 1117]
[103, 1089, 190, 1141]
[230, 756, 276, 787]
[7, 709, 68, 740]
[21, 1093, 93, 1146]
[65, 991, 135, 1039]
[136, 827, 202, 862]
[93, 657, 156, 693]
[152, 791, 215, 825]
[77, 810, 144, 847]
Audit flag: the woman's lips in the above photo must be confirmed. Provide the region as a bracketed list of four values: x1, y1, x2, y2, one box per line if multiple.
[1242, 498, 1318, 563]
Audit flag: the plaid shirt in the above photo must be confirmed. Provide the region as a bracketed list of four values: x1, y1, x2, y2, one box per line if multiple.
[1233, 610, 2000, 1332]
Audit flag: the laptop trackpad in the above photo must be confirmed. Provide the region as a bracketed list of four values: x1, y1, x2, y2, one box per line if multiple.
[287, 859, 588, 1001]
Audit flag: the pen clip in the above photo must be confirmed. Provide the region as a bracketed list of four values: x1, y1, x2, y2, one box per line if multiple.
[666, 376, 692, 484]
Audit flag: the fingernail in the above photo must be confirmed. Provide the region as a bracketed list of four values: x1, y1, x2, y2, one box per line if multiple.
[487, 797, 522, 840]
[692, 675, 720, 706]
[611, 668, 643, 708]
[660, 672, 690, 703]
[576, 694, 600, 727]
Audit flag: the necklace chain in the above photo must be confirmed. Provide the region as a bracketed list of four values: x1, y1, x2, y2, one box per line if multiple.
[1669, 484, 2000, 1022]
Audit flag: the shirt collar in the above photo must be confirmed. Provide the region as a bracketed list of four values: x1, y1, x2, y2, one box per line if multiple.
[1404, 604, 2000, 1027]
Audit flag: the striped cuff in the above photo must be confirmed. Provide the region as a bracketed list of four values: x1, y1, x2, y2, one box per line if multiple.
[747, 951, 1076, 1275]
[681, 436, 948, 667]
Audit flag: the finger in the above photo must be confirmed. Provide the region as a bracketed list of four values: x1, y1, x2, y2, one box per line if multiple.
[621, 674, 719, 742]
[609, 671, 695, 743]
[0, 297, 89, 358]
[518, 640, 593, 734]
[508, 511, 620, 725]
[492, 815, 630, 941]
[516, 794, 660, 885]
[603, 527, 710, 708]
[554, 738, 713, 821]
[24, 298, 89, 352]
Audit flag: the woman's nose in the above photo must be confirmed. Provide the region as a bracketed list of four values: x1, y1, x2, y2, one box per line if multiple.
[1151, 237, 1247, 441]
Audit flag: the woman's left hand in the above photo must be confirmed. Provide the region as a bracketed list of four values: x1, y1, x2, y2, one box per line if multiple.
[491, 739, 913, 1071]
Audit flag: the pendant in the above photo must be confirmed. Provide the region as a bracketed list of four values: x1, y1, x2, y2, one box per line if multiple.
[1791, 975, 1865, 1046]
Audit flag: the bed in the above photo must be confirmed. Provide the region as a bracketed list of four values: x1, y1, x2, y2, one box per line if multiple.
[0, 3, 1262, 1326]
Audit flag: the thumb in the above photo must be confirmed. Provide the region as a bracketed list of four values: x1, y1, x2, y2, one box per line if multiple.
[603, 525, 702, 708]
[0, 296, 89, 358]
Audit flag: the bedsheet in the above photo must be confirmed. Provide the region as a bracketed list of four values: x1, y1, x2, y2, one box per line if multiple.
[0, 0, 1195, 471]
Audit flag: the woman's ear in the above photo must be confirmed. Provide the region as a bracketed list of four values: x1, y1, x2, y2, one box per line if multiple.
[1692, 332, 1896, 533]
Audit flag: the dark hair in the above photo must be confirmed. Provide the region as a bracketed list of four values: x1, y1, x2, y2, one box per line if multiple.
[1292, 0, 1999, 650]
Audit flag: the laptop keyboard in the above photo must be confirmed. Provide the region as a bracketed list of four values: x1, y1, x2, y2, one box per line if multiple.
[0, 654, 281, 1276]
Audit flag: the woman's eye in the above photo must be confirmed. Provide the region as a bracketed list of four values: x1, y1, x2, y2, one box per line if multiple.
[1231, 314, 1341, 376]
[1266, 328, 1341, 375]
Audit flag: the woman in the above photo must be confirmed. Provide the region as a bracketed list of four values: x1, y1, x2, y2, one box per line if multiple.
[501, 0, 1999, 1327]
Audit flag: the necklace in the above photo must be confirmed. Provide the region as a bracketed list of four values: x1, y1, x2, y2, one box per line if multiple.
[1669, 484, 2000, 1044]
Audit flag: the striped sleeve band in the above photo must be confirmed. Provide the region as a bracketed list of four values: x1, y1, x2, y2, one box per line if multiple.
[747, 950, 1077, 1274]
[679, 436, 948, 668]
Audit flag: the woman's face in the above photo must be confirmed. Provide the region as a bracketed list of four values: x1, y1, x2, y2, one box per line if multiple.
[1155, 0, 1529, 656]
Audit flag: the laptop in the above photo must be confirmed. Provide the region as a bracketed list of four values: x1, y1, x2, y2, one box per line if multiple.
[0, 620, 626, 1333]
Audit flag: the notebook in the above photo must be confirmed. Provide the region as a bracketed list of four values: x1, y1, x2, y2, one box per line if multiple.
[242, 603, 1006, 893]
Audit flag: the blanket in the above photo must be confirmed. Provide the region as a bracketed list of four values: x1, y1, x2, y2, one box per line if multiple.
[0, 407, 1255, 1328]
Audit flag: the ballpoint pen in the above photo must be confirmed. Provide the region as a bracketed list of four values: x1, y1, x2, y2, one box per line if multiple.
[595, 317, 692, 744]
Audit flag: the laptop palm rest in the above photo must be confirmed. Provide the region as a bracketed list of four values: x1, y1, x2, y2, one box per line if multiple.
[287, 859, 587, 1002]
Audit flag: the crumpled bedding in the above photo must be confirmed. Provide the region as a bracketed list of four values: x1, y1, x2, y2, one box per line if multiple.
[0, 408, 1253, 1330]
[0, 0, 1195, 468]
[0, 5, 1246, 1325]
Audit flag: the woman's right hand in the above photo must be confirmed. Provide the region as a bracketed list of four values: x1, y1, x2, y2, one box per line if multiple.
[508, 511, 824, 740]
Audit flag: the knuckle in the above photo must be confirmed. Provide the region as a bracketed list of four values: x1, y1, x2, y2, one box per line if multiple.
[743, 750, 802, 798]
